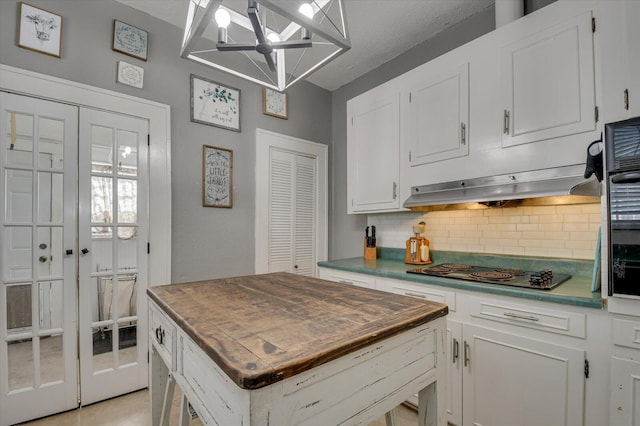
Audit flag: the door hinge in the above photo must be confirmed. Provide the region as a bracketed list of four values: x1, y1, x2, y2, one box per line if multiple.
[584, 359, 590, 378]
[624, 89, 630, 110]
[595, 106, 599, 123]
[592, 17, 596, 33]
[147, 134, 150, 146]
[147, 242, 150, 254]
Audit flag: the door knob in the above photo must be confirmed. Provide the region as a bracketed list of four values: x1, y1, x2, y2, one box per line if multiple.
[66, 249, 73, 255]
[81, 248, 89, 255]
[39, 256, 48, 263]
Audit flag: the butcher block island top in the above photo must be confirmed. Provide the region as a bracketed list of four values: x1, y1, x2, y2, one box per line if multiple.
[147, 271, 448, 390]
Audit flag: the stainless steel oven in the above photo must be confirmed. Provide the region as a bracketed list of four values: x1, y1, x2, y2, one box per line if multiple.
[606, 116, 640, 298]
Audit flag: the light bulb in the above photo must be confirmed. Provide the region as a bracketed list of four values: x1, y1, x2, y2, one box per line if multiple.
[214, 8, 231, 29]
[267, 33, 280, 43]
[298, 3, 313, 18]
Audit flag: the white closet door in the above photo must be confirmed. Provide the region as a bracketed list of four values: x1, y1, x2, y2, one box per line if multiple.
[0, 92, 78, 426]
[78, 108, 149, 405]
[268, 149, 317, 276]
[255, 129, 327, 277]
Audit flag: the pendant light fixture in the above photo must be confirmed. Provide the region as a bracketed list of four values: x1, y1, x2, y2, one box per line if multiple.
[181, 0, 350, 91]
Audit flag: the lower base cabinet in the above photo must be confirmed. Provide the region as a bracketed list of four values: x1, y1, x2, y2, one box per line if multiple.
[319, 268, 597, 426]
[455, 322, 585, 426]
[610, 357, 640, 426]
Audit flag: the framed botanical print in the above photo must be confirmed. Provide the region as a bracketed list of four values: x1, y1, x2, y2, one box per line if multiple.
[112, 19, 148, 61]
[263, 87, 288, 119]
[18, 2, 62, 58]
[191, 74, 241, 132]
[203, 145, 233, 208]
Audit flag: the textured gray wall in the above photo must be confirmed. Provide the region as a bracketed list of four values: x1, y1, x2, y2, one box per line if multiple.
[0, 0, 332, 283]
[328, 5, 496, 261]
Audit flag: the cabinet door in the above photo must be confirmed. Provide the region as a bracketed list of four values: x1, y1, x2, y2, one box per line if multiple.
[407, 63, 469, 166]
[462, 324, 585, 426]
[610, 356, 640, 426]
[347, 86, 400, 213]
[447, 320, 463, 426]
[626, 0, 640, 117]
[501, 11, 595, 148]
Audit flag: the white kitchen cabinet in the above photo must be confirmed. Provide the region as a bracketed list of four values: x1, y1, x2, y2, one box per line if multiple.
[500, 10, 596, 148]
[610, 357, 640, 426]
[610, 318, 640, 426]
[461, 323, 585, 426]
[406, 62, 469, 166]
[318, 267, 376, 290]
[347, 82, 401, 214]
[600, 0, 640, 122]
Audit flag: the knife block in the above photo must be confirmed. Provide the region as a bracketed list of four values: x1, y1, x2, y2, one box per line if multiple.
[363, 238, 377, 260]
[405, 237, 432, 265]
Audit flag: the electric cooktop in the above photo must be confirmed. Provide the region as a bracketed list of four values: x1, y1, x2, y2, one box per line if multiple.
[406, 263, 570, 290]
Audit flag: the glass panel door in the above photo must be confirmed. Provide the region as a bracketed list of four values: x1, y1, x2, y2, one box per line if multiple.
[0, 92, 78, 425]
[78, 108, 148, 405]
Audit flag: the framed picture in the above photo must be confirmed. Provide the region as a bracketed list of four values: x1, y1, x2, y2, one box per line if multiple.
[18, 2, 62, 58]
[117, 61, 144, 88]
[263, 88, 288, 119]
[202, 145, 233, 208]
[112, 19, 148, 61]
[191, 74, 241, 132]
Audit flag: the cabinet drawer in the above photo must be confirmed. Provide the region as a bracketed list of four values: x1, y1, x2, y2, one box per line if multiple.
[470, 298, 586, 338]
[613, 319, 640, 350]
[149, 302, 176, 370]
[383, 279, 456, 312]
[181, 334, 245, 425]
[318, 268, 376, 290]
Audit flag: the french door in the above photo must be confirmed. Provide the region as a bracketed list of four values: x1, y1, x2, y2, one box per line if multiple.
[0, 92, 149, 424]
[0, 92, 78, 426]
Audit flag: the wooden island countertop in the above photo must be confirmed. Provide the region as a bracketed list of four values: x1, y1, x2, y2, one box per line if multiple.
[147, 271, 448, 390]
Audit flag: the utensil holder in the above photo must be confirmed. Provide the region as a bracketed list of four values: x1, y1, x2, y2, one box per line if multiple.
[405, 237, 432, 265]
[364, 238, 377, 260]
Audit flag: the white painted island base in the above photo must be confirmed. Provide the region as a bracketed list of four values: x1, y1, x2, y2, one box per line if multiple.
[149, 301, 447, 426]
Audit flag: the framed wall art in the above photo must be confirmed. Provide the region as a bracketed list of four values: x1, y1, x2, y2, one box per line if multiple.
[117, 61, 144, 88]
[202, 145, 233, 208]
[112, 19, 148, 61]
[263, 87, 288, 119]
[18, 2, 62, 58]
[191, 74, 241, 132]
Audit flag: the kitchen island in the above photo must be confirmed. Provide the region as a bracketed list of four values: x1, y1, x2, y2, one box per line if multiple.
[147, 272, 448, 425]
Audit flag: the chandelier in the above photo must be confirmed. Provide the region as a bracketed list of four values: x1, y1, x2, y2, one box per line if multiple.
[181, 0, 350, 91]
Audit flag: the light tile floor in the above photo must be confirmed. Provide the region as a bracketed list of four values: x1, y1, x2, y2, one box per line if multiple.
[19, 388, 420, 425]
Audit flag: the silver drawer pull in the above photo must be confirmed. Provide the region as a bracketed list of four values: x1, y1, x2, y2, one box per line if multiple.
[503, 312, 539, 322]
[338, 280, 353, 285]
[404, 291, 426, 299]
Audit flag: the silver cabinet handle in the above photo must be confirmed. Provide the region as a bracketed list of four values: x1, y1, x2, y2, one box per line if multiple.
[624, 89, 629, 110]
[464, 341, 470, 367]
[452, 338, 459, 363]
[392, 182, 397, 200]
[461, 122, 466, 145]
[503, 109, 510, 134]
[338, 280, 353, 285]
[404, 291, 426, 299]
[503, 312, 540, 322]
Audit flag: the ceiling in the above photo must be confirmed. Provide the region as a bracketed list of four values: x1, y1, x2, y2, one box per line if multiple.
[115, 0, 495, 91]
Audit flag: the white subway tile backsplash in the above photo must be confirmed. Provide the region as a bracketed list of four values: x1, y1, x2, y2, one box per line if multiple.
[368, 203, 601, 260]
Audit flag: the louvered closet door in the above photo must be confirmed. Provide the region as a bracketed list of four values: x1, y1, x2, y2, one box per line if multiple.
[268, 149, 316, 276]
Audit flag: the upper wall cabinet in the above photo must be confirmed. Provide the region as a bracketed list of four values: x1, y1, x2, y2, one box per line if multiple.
[347, 82, 401, 214]
[500, 11, 596, 148]
[406, 62, 470, 166]
[600, 0, 640, 122]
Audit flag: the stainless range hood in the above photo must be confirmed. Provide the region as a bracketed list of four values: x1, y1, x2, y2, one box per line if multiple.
[403, 164, 602, 211]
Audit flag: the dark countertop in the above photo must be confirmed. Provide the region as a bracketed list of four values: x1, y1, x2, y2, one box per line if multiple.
[318, 248, 604, 309]
[148, 272, 448, 390]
